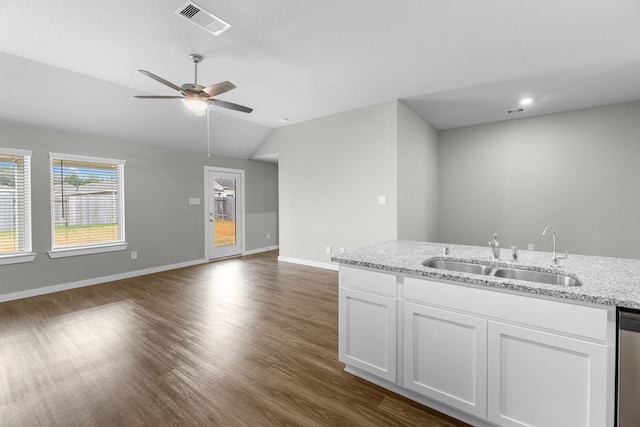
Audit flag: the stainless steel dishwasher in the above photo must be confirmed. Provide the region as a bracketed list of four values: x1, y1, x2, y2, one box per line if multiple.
[618, 309, 640, 426]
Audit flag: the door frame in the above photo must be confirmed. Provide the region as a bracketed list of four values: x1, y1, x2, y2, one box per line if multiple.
[203, 166, 246, 260]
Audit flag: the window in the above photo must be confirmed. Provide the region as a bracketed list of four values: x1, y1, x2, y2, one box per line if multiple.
[49, 153, 126, 258]
[0, 147, 35, 265]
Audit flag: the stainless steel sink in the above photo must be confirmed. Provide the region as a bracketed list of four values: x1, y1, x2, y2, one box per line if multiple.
[422, 258, 583, 286]
[493, 268, 582, 287]
[422, 259, 494, 275]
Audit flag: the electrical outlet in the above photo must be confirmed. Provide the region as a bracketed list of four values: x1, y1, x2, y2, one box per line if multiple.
[326, 246, 331, 254]
[131, 251, 138, 260]
[267, 233, 271, 240]
[527, 243, 534, 251]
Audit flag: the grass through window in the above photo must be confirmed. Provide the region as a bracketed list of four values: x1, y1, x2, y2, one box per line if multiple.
[0, 229, 16, 253]
[54, 223, 118, 247]
[214, 219, 236, 247]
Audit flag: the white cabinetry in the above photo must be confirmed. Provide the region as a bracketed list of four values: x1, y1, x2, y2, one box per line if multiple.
[404, 302, 487, 418]
[487, 321, 608, 427]
[339, 267, 397, 382]
[403, 276, 611, 427]
[338, 265, 614, 427]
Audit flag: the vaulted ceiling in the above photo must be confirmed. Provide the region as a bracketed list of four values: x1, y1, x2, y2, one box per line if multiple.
[1, 1, 639, 159]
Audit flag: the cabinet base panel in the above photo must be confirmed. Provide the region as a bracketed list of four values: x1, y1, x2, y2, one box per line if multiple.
[345, 365, 499, 427]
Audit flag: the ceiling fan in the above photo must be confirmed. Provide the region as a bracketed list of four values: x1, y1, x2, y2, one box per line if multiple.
[135, 54, 252, 117]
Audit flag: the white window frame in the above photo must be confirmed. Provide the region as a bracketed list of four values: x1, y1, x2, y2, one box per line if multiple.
[0, 147, 36, 265]
[48, 152, 127, 259]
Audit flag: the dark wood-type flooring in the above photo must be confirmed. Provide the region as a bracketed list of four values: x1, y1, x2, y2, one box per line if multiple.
[0, 251, 470, 426]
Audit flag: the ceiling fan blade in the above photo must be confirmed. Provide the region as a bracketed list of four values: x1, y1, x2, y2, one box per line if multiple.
[212, 99, 253, 113]
[138, 70, 182, 92]
[202, 81, 236, 98]
[134, 95, 184, 99]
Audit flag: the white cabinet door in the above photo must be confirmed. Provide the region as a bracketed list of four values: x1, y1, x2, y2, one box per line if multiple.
[487, 321, 608, 427]
[403, 302, 487, 418]
[339, 288, 397, 382]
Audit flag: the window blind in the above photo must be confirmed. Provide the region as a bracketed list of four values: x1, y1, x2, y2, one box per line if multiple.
[0, 148, 31, 255]
[50, 153, 125, 250]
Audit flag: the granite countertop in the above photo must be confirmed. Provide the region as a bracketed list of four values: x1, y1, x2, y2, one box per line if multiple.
[331, 240, 640, 310]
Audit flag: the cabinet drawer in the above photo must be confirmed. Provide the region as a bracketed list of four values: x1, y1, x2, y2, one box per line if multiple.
[404, 276, 609, 342]
[340, 266, 397, 297]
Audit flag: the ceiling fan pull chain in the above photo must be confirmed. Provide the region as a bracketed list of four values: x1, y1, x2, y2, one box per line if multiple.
[207, 106, 211, 157]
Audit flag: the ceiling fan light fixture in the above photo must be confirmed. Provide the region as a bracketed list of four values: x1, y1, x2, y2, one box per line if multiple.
[183, 97, 208, 116]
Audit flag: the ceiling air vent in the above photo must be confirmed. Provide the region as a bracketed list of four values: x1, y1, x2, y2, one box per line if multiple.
[505, 107, 525, 115]
[175, 1, 231, 36]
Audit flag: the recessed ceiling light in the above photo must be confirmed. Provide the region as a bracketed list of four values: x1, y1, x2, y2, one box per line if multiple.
[519, 97, 534, 106]
[280, 117, 290, 123]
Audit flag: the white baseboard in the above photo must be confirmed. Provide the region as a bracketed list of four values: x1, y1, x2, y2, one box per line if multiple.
[243, 245, 279, 256]
[0, 258, 208, 303]
[278, 256, 339, 271]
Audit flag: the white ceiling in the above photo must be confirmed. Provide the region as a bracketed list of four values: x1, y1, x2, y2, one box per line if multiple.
[0, 0, 639, 159]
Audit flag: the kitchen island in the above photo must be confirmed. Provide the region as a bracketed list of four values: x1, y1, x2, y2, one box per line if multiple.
[331, 240, 632, 427]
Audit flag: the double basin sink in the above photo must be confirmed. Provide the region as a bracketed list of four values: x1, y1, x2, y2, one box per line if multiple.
[423, 258, 582, 287]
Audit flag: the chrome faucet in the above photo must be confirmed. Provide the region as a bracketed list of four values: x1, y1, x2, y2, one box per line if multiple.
[489, 233, 500, 259]
[542, 225, 568, 267]
[511, 245, 518, 262]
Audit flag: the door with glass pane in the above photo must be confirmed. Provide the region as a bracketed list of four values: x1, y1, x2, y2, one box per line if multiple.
[207, 169, 243, 259]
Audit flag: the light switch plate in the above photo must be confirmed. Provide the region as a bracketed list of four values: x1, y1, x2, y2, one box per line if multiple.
[378, 196, 387, 205]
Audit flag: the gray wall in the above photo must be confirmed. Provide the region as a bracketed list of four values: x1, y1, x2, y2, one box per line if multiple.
[438, 101, 640, 259]
[0, 121, 278, 295]
[255, 101, 400, 264]
[253, 100, 439, 265]
[397, 102, 438, 241]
